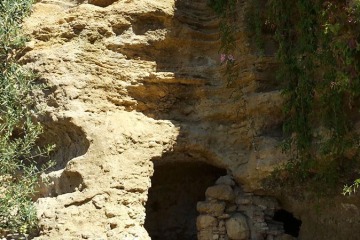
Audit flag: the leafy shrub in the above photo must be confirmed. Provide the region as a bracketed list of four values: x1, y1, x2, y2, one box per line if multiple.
[0, 0, 53, 236]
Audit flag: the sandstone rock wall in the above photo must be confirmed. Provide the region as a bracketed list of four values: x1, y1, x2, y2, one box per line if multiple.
[23, 1, 179, 239]
[20, 0, 360, 239]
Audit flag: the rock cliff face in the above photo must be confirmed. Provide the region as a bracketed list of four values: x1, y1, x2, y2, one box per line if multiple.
[21, 0, 360, 239]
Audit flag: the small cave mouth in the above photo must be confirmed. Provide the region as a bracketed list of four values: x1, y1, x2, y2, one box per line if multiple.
[144, 161, 226, 240]
[273, 209, 302, 237]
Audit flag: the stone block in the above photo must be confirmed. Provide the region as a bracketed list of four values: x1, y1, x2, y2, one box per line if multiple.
[225, 213, 249, 240]
[235, 196, 252, 205]
[197, 201, 226, 216]
[253, 197, 279, 210]
[216, 176, 235, 186]
[219, 213, 231, 219]
[225, 204, 237, 213]
[206, 184, 235, 201]
[197, 215, 217, 230]
[198, 230, 214, 240]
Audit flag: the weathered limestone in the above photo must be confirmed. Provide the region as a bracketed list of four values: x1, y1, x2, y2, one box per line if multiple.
[19, 0, 360, 239]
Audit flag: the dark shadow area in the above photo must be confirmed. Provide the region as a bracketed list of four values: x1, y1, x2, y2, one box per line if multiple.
[88, 0, 117, 7]
[123, 0, 225, 122]
[132, 15, 166, 35]
[36, 118, 90, 171]
[273, 209, 302, 237]
[34, 118, 88, 198]
[58, 170, 84, 195]
[145, 161, 226, 240]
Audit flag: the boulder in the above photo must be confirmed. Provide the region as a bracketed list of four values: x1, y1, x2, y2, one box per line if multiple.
[225, 213, 249, 240]
[206, 184, 235, 201]
[216, 175, 236, 186]
[197, 215, 217, 230]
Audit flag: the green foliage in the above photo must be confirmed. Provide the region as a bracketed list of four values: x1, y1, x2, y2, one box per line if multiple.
[208, 0, 236, 17]
[343, 178, 360, 195]
[0, 0, 53, 236]
[211, 0, 360, 193]
[246, 0, 269, 54]
[264, 0, 360, 191]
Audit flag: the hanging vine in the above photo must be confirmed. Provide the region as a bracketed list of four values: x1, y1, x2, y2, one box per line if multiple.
[209, 0, 360, 193]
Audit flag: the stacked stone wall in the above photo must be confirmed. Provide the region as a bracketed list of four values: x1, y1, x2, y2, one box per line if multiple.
[197, 175, 296, 240]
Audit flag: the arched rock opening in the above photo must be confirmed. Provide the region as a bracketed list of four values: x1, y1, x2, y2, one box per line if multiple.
[273, 209, 302, 237]
[144, 161, 226, 240]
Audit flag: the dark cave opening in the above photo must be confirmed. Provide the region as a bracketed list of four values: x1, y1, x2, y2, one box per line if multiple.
[144, 161, 226, 240]
[273, 209, 302, 237]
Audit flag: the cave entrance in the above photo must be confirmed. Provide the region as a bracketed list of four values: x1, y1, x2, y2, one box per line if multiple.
[144, 161, 226, 240]
[273, 209, 302, 237]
